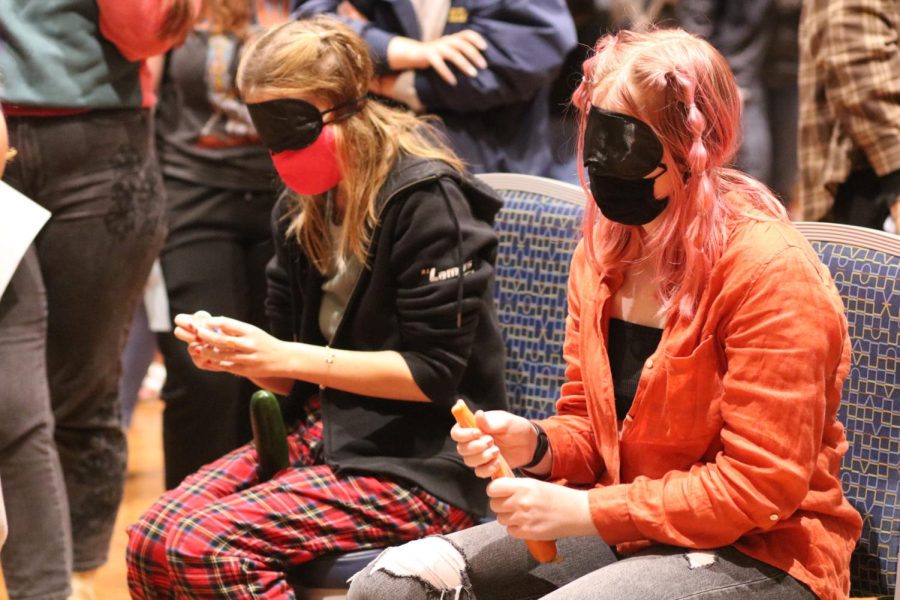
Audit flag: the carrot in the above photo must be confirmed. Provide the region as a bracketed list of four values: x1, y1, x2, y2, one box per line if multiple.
[451, 399, 559, 563]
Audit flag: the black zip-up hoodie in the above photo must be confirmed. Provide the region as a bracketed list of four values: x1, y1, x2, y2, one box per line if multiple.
[265, 154, 508, 516]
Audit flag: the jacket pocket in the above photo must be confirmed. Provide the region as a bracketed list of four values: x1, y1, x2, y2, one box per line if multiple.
[657, 335, 724, 441]
[630, 335, 723, 446]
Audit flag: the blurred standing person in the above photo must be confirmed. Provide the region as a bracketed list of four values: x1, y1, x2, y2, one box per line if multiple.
[0, 103, 71, 600]
[0, 1, 199, 598]
[675, 0, 776, 184]
[294, 0, 577, 176]
[154, 0, 288, 489]
[2, 100, 64, 599]
[797, 0, 900, 232]
[547, 1, 616, 183]
[763, 0, 802, 206]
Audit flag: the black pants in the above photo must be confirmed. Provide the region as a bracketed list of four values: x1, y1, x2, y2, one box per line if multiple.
[832, 167, 892, 230]
[157, 176, 275, 489]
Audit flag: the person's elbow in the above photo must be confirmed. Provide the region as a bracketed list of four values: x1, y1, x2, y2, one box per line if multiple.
[399, 342, 471, 407]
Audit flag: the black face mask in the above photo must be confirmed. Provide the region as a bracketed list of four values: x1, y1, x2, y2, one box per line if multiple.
[246, 95, 366, 154]
[583, 107, 669, 225]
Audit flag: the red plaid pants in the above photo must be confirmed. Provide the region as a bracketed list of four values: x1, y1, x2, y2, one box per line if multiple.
[126, 402, 476, 598]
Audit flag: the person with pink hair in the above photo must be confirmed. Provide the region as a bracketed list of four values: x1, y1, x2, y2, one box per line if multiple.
[347, 27, 861, 600]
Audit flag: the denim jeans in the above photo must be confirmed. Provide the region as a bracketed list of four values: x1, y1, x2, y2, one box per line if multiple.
[0, 246, 72, 600]
[347, 521, 816, 600]
[3, 108, 166, 572]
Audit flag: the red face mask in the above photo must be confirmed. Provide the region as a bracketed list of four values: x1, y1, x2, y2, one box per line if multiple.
[270, 125, 341, 196]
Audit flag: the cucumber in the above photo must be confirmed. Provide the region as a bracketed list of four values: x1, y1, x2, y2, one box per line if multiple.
[250, 389, 290, 481]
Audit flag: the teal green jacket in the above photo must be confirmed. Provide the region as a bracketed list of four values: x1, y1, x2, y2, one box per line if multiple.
[0, 0, 192, 109]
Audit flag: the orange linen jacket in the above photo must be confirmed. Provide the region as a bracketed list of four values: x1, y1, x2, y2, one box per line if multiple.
[538, 213, 863, 600]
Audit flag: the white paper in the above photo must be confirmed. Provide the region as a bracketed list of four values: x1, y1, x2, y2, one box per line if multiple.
[144, 259, 171, 332]
[0, 180, 51, 297]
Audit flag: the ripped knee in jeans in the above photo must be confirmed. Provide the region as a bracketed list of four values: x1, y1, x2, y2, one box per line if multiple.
[684, 551, 717, 569]
[360, 536, 472, 600]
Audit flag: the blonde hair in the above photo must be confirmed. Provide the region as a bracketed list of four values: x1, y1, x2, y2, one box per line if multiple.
[237, 16, 463, 273]
[572, 28, 787, 321]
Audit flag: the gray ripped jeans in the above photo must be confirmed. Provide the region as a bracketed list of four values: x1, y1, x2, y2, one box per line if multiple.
[347, 521, 815, 600]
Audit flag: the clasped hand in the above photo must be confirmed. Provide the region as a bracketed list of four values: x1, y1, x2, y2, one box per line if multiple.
[386, 31, 487, 86]
[451, 410, 594, 540]
[173, 311, 288, 379]
[336, 0, 487, 86]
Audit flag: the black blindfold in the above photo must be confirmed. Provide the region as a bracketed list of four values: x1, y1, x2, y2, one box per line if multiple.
[246, 95, 366, 154]
[583, 108, 666, 179]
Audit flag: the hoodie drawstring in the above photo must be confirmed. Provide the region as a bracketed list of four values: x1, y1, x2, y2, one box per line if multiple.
[437, 178, 465, 329]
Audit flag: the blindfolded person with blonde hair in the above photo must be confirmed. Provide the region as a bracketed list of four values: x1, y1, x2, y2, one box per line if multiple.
[348, 27, 861, 600]
[126, 16, 508, 598]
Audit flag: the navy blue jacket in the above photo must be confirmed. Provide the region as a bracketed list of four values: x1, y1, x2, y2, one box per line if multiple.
[293, 0, 577, 176]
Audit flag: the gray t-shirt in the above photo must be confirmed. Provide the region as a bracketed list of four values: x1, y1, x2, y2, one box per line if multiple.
[156, 30, 275, 190]
[318, 199, 363, 343]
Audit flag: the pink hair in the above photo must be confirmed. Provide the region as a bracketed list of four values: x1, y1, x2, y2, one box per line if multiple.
[573, 29, 787, 322]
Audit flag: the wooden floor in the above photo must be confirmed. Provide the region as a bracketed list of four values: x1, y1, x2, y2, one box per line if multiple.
[0, 398, 165, 600]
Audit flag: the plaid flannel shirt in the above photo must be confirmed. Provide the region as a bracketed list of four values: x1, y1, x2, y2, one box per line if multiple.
[797, 0, 900, 221]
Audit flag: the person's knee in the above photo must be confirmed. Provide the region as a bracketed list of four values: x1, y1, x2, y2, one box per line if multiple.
[164, 506, 248, 574]
[165, 512, 214, 571]
[348, 536, 471, 600]
[127, 513, 163, 565]
[130, 493, 201, 575]
[126, 511, 173, 590]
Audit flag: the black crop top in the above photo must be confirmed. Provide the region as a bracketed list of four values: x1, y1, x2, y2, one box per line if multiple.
[607, 317, 664, 420]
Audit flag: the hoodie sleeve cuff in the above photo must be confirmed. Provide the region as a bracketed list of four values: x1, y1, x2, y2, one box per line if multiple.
[588, 484, 642, 545]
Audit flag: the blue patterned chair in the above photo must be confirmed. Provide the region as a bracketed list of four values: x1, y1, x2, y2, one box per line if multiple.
[287, 174, 586, 598]
[283, 198, 900, 599]
[478, 173, 585, 420]
[794, 222, 900, 599]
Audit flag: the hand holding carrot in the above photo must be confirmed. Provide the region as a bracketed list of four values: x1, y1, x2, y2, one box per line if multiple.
[451, 400, 559, 563]
[451, 405, 538, 476]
